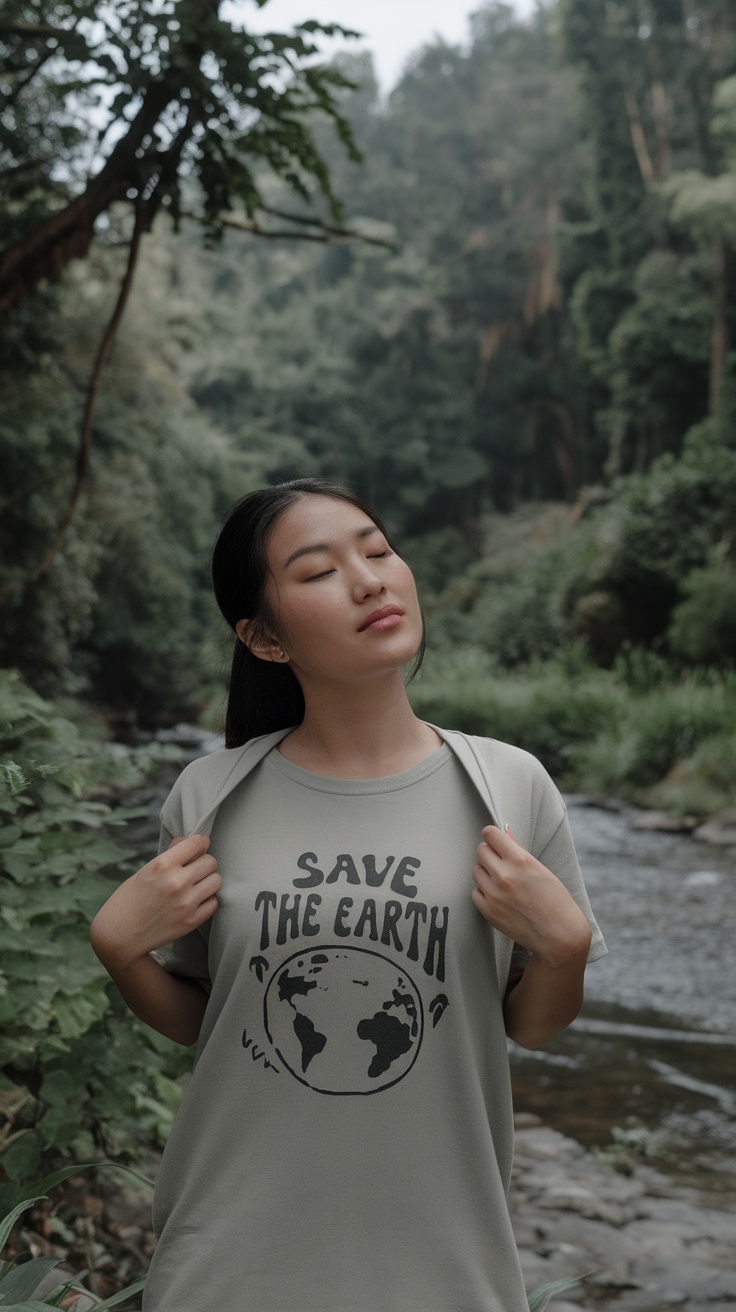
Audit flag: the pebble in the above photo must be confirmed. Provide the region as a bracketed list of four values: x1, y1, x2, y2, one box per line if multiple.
[510, 1119, 736, 1311]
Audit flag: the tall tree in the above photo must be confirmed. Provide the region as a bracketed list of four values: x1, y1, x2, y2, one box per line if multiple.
[0, 0, 360, 318]
[561, 0, 736, 473]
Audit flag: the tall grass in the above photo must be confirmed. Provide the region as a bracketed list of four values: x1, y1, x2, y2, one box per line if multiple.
[409, 645, 736, 814]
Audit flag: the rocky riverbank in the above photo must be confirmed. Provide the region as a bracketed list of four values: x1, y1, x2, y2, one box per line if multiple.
[25, 1113, 735, 1311]
[510, 1114, 736, 1311]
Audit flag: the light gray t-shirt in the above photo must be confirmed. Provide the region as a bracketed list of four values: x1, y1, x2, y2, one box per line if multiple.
[143, 743, 604, 1312]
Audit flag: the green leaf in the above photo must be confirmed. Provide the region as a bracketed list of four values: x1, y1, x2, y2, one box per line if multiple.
[0, 1301, 59, 1310]
[52, 986, 109, 1039]
[0, 1256, 63, 1302]
[0, 1197, 48, 1254]
[83, 1276, 147, 1309]
[0, 1161, 154, 1216]
[0, 1131, 42, 1184]
[527, 1273, 593, 1310]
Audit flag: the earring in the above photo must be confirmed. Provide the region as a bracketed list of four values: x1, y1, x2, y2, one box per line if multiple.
[279, 650, 286, 660]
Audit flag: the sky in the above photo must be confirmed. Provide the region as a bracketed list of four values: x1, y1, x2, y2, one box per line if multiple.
[226, 0, 539, 96]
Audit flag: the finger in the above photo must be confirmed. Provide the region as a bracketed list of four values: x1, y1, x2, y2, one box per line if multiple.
[185, 854, 220, 885]
[481, 824, 524, 855]
[160, 833, 210, 866]
[471, 861, 495, 896]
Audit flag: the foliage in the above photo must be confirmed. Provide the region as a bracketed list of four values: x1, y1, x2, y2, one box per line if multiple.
[668, 561, 736, 664]
[0, 0, 362, 318]
[527, 1273, 589, 1311]
[3, 1, 736, 728]
[0, 228, 243, 717]
[560, 0, 736, 473]
[0, 670, 192, 1188]
[409, 645, 736, 813]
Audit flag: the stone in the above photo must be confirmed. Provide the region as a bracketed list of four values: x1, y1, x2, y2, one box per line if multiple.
[693, 808, 736, 845]
[631, 810, 699, 832]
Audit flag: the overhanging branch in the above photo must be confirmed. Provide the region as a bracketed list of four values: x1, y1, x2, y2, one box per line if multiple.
[221, 209, 396, 250]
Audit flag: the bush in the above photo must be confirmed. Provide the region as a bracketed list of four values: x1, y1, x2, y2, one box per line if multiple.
[668, 562, 736, 665]
[0, 669, 190, 1188]
[409, 645, 736, 810]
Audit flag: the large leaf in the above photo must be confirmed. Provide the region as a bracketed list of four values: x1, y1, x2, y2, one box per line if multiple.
[0, 1256, 62, 1302]
[0, 1161, 155, 1217]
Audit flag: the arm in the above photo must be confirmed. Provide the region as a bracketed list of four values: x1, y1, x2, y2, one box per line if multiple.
[90, 943, 210, 1047]
[471, 823, 592, 1050]
[90, 833, 221, 1047]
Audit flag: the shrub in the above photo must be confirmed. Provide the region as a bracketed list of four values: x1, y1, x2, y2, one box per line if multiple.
[668, 562, 736, 665]
[0, 669, 190, 1187]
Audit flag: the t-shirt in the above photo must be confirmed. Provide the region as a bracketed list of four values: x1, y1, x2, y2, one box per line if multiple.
[143, 741, 605, 1312]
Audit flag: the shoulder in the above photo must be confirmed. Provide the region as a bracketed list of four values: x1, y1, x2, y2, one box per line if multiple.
[434, 726, 566, 852]
[160, 730, 290, 830]
[441, 727, 556, 792]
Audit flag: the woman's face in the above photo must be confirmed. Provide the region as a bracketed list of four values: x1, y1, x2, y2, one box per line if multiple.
[247, 495, 423, 685]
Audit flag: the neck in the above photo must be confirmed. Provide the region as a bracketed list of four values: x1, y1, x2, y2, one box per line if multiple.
[278, 671, 442, 777]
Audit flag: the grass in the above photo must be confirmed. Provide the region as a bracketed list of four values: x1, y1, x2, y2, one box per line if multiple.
[408, 644, 736, 816]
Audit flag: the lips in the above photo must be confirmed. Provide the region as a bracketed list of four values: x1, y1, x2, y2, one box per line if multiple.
[358, 605, 405, 632]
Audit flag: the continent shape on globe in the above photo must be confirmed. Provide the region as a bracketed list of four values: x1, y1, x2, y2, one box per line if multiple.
[263, 946, 424, 1094]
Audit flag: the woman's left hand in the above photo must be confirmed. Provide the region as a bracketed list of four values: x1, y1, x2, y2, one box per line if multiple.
[471, 824, 592, 967]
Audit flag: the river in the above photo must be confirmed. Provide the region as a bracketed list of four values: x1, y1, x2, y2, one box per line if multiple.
[511, 796, 736, 1200]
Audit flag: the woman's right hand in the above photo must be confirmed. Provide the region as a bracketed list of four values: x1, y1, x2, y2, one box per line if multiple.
[90, 834, 222, 970]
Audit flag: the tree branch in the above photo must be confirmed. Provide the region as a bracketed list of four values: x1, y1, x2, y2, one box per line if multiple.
[0, 203, 147, 606]
[221, 210, 396, 249]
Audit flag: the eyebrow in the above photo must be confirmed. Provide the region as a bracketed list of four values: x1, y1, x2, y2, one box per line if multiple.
[284, 525, 380, 569]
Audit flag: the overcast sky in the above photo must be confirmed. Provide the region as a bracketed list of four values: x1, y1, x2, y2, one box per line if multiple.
[226, 0, 539, 96]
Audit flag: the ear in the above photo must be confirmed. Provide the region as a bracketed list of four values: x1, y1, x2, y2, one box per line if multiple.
[235, 618, 287, 664]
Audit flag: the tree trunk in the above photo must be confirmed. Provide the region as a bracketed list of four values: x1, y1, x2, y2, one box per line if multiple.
[710, 239, 728, 413]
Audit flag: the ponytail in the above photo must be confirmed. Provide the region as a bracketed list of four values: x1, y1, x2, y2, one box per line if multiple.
[225, 640, 305, 749]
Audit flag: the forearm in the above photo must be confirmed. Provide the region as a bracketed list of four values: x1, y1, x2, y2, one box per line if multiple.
[91, 927, 209, 1047]
[503, 938, 589, 1050]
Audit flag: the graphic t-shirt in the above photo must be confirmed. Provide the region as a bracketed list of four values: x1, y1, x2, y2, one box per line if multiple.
[143, 742, 604, 1312]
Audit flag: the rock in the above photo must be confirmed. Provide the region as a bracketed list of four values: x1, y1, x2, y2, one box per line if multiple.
[631, 810, 699, 832]
[514, 1111, 543, 1129]
[510, 1119, 736, 1312]
[693, 808, 736, 845]
[683, 869, 721, 890]
[514, 1126, 585, 1160]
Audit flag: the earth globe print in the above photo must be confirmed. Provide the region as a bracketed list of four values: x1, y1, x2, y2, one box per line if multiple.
[263, 945, 424, 1094]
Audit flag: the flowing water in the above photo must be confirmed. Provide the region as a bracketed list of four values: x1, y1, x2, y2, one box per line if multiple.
[510, 797, 736, 1199]
[133, 733, 736, 1200]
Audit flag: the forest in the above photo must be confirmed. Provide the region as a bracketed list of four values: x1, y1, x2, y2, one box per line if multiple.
[1, 0, 736, 1302]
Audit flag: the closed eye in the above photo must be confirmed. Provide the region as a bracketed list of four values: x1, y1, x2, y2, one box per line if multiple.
[304, 568, 335, 581]
[304, 550, 390, 581]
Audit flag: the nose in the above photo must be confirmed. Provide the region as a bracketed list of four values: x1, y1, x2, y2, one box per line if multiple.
[351, 557, 385, 602]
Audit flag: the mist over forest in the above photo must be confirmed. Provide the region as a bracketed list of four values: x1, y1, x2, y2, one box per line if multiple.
[2, 0, 736, 770]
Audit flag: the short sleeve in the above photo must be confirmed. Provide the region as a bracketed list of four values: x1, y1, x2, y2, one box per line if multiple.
[148, 817, 211, 980]
[535, 808, 607, 964]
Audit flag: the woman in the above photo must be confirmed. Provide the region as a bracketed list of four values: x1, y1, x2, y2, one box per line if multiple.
[91, 477, 606, 1312]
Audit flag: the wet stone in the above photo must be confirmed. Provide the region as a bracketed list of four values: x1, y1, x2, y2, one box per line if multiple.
[510, 1123, 736, 1312]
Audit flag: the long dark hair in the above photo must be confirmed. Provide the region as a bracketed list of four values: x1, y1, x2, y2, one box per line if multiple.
[211, 478, 425, 748]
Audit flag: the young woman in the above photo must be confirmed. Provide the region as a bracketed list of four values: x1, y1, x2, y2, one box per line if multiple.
[91, 477, 606, 1312]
